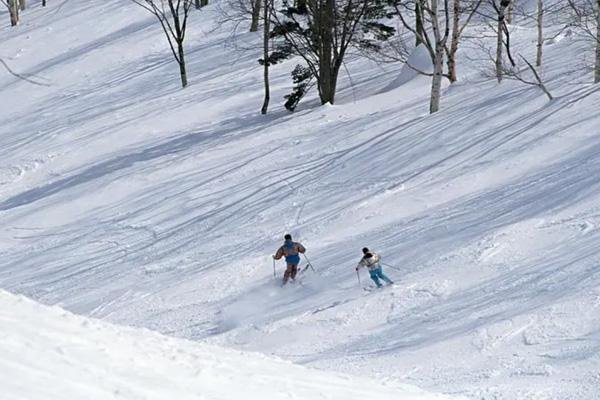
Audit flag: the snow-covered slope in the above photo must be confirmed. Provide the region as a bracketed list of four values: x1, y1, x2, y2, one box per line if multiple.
[1, 1, 600, 400]
[0, 290, 458, 400]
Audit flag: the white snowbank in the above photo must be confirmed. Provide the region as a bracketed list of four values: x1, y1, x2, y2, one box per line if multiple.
[0, 290, 458, 400]
[381, 44, 433, 92]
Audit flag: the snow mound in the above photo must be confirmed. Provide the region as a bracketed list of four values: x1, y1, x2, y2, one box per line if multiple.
[381, 44, 433, 92]
[0, 290, 459, 400]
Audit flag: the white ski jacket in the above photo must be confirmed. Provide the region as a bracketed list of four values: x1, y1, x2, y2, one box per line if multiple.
[357, 253, 381, 271]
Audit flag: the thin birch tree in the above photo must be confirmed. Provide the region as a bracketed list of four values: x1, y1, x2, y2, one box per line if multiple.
[4, 0, 20, 26]
[446, 0, 483, 82]
[596, 0, 599, 82]
[260, 0, 271, 113]
[131, 0, 194, 88]
[567, 0, 600, 83]
[395, 0, 451, 113]
[536, 0, 543, 66]
[514, 0, 568, 68]
[491, 0, 513, 83]
[250, 0, 261, 31]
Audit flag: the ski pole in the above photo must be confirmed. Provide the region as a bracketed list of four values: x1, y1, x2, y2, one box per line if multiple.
[302, 254, 316, 272]
[272, 258, 277, 279]
[381, 262, 401, 271]
[356, 269, 361, 286]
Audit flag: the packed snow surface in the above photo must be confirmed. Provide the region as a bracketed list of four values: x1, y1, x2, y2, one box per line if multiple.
[0, 290, 459, 400]
[1, 1, 600, 400]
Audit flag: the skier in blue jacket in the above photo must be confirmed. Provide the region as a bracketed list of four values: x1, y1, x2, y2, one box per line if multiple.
[356, 247, 393, 288]
[273, 234, 306, 285]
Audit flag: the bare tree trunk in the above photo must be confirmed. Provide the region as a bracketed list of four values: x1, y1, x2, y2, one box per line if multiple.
[397, 0, 451, 112]
[170, 2, 188, 88]
[495, 2, 507, 83]
[596, 0, 600, 83]
[496, 21, 503, 82]
[429, 0, 448, 113]
[416, 1, 425, 46]
[431, 44, 445, 113]
[177, 41, 188, 87]
[132, 0, 192, 88]
[42, 0, 47, 6]
[447, 0, 460, 82]
[250, 0, 261, 32]
[317, 0, 335, 104]
[261, 0, 270, 114]
[9, 0, 19, 26]
[506, 0, 514, 23]
[536, 0, 543, 67]
[446, 0, 483, 83]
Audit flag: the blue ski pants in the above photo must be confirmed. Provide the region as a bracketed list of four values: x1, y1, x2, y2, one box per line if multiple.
[369, 267, 393, 287]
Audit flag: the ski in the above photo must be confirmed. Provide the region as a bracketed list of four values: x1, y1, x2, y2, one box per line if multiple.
[363, 284, 396, 292]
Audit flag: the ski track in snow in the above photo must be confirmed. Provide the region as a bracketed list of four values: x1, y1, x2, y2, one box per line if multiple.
[1, 1, 600, 399]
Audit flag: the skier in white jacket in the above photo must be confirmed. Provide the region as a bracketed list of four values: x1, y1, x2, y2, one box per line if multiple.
[355, 247, 394, 288]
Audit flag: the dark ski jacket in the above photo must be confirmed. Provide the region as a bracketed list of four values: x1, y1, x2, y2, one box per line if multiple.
[274, 240, 306, 265]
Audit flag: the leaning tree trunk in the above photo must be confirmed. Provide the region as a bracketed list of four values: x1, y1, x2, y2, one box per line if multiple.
[536, 0, 543, 67]
[317, 0, 336, 105]
[9, 0, 19, 26]
[261, 0, 270, 114]
[250, 0, 261, 32]
[595, 0, 600, 83]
